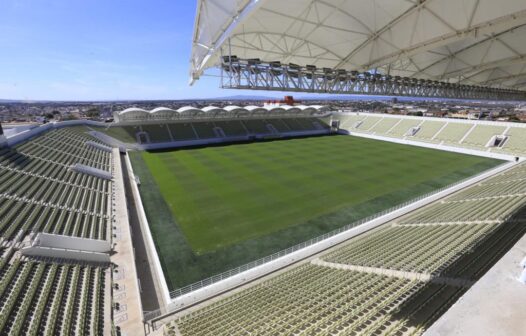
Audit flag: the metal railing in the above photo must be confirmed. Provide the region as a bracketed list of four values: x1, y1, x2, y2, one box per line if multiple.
[144, 161, 511, 322]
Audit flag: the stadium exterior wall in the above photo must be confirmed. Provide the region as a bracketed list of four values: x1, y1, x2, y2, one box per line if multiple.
[147, 159, 518, 325]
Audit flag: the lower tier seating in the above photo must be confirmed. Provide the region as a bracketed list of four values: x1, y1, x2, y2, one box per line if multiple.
[322, 224, 497, 275]
[0, 257, 107, 336]
[174, 264, 426, 336]
[337, 113, 526, 156]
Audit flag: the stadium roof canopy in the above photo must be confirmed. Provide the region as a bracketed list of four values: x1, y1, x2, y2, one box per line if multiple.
[190, 0, 526, 90]
[114, 105, 328, 122]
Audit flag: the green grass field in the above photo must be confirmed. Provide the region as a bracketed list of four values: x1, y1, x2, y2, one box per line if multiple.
[129, 135, 502, 290]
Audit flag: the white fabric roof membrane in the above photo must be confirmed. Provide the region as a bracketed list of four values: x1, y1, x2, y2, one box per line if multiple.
[116, 105, 327, 118]
[150, 107, 177, 114]
[190, 0, 526, 90]
[201, 106, 223, 112]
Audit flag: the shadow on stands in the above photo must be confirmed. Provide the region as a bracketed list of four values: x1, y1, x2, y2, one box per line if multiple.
[0, 147, 32, 169]
[388, 207, 526, 332]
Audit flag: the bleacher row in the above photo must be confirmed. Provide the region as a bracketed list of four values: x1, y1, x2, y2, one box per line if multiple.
[323, 224, 496, 277]
[167, 163, 526, 336]
[173, 264, 427, 336]
[101, 117, 330, 144]
[0, 256, 107, 336]
[0, 127, 111, 242]
[0, 126, 113, 335]
[338, 114, 526, 156]
[397, 197, 524, 224]
[11, 128, 111, 170]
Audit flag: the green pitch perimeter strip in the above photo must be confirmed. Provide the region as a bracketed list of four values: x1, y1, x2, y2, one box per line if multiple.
[128, 134, 502, 291]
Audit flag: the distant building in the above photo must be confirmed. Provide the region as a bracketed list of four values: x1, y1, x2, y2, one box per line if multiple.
[264, 96, 301, 107]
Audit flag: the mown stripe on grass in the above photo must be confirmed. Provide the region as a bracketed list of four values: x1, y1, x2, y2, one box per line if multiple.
[130, 135, 503, 290]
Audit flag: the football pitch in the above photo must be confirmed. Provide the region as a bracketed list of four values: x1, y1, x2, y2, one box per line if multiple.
[129, 135, 502, 290]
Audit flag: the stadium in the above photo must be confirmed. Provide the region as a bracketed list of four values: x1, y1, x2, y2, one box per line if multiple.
[1, 0, 526, 336]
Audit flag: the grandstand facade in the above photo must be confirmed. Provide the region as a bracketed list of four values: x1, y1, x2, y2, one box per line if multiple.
[97, 105, 333, 150]
[334, 112, 526, 159]
[113, 105, 329, 122]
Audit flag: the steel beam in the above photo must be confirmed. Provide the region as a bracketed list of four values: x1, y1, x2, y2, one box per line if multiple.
[220, 57, 526, 101]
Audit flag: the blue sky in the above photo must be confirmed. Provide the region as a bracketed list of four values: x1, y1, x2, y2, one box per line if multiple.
[0, 0, 278, 101]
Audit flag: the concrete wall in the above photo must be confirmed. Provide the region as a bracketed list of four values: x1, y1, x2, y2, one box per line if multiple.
[35, 233, 111, 252]
[86, 141, 113, 152]
[3, 124, 38, 136]
[21, 246, 110, 263]
[125, 153, 172, 306]
[71, 163, 112, 179]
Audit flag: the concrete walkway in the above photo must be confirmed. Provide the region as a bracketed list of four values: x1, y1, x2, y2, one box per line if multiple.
[311, 259, 473, 287]
[110, 148, 145, 336]
[424, 232, 526, 336]
[122, 152, 167, 312]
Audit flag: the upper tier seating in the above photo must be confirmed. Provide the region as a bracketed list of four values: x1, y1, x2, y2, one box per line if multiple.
[0, 127, 111, 241]
[322, 224, 497, 275]
[242, 119, 273, 134]
[101, 125, 139, 143]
